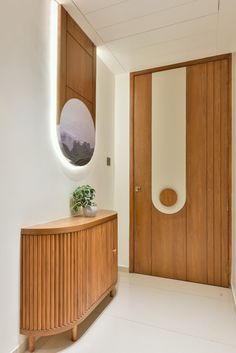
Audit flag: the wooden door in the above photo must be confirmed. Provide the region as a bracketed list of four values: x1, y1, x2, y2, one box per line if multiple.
[131, 55, 231, 287]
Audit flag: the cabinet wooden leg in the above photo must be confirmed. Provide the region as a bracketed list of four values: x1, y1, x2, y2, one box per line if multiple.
[110, 287, 116, 297]
[28, 336, 36, 352]
[71, 325, 78, 342]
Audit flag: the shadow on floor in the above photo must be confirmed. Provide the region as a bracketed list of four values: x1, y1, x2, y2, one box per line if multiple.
[28, 294, 113, 352]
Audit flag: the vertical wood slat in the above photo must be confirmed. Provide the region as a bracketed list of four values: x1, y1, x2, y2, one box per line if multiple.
[113, 219, 118, 284]
[20, 217, 118, 337]
[206, 62, 215, 285]
[25, 237, 30, 330]
[187, 63, 208, 284]
[83, 230, 87, 314]
[50, 236, 55, 329]
[59, 234, 63, 327]
[21, 237, 25, 329]
[70, 233, 74, 323]
[55, 235, 59, 328]
[213, 60, 222, 286]
[46, 235, 51, 329]
[133, 74, 152, 275]
[74, 232, 78, 319]
[67, 234, 70, 325]
[63, 234, 67, 325]
[41, 236, 46, 329]
[29, 237, 34, 330]
[221, 59, 230, 287]
[38, 237, 42, 330]
[187, 59, 230, 286]
[33, 237, 38, 330]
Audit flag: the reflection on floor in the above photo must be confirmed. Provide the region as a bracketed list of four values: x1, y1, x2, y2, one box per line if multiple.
[26, 271, 236, 353]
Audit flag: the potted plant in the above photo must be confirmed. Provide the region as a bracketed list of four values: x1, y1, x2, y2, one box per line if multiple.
[71, 185, 97, 217]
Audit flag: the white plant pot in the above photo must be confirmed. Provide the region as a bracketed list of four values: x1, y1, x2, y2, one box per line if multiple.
[83, 205, 97, 217]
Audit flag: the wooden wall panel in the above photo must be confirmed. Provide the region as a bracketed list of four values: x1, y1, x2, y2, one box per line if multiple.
[66, 87, 93, 116]
[213, 60, 222, 286]
[186, 59, 230, 286]
[67, 15, 94, 56]
[186, 63, 208, 284]
[133, 74, 152, 275]
[58, 6, 96, 122]
[67, 34, 93, 101]
[221, 59, 230, 287]
[206, 61, 214, 285]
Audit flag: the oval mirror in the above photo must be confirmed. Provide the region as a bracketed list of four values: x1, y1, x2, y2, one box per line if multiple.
[58, 99, 95, 166]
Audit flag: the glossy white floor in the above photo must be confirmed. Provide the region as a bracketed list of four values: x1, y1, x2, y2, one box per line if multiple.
[27, 271, 236, 353]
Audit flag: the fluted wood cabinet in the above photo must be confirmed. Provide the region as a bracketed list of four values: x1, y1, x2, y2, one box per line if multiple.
[20, 210, 118, 352]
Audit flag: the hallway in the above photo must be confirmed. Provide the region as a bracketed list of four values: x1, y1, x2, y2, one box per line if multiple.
[30, 271, 236, 353]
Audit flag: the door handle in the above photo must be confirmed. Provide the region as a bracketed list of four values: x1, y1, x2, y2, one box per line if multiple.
[135, 185, 142, 192]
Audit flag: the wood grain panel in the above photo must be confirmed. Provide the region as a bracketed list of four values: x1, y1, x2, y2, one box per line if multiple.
[187, 63, 208, 284]
[86, 220, 116, 308]
[133, 74, 152, 275]
[152, 208, 187, 280]
[20, 212, 118, 349]
[213, 60, 222, 286]
[220, 59, 230, 287]
[67, 15, 94, 56]
[21, 210, 117, 234]
[206, 61, 215, 285]
[66, 87, 93, 116]
[67, 33, 93, 101]
[186, 59, 230, 286]
[130, 54, 231, 288]
[58, 6, 96, 122]
[21, 231, 84, 332]
[112, 218, 118, 284]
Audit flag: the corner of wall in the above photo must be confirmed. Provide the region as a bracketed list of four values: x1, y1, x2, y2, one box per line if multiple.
[114, 73, 130, 268]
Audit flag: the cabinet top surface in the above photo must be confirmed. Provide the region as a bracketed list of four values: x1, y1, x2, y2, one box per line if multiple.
[21, 209, 117, 235]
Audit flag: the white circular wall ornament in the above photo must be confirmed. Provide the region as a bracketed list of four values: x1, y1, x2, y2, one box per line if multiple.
[58, 99, 95, 167]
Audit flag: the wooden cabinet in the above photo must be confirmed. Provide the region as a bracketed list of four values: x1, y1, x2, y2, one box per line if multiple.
[20, 210, 118, 352]
[86, 221, 117, 309]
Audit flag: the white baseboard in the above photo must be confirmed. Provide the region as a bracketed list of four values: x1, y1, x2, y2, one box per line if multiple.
[231, 282, 236, 310]
[9, 338, 27, 353]
[10, 336, 40, 353]
[118, 265, 129, 272]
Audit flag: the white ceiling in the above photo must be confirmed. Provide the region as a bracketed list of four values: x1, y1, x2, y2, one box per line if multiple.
[58, 0, 236, 73]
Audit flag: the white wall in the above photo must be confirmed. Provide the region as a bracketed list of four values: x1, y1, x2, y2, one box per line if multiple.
[114, 74, 130, 267]
[0, 1, 115, 352]
[232, 53, 236, 304]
